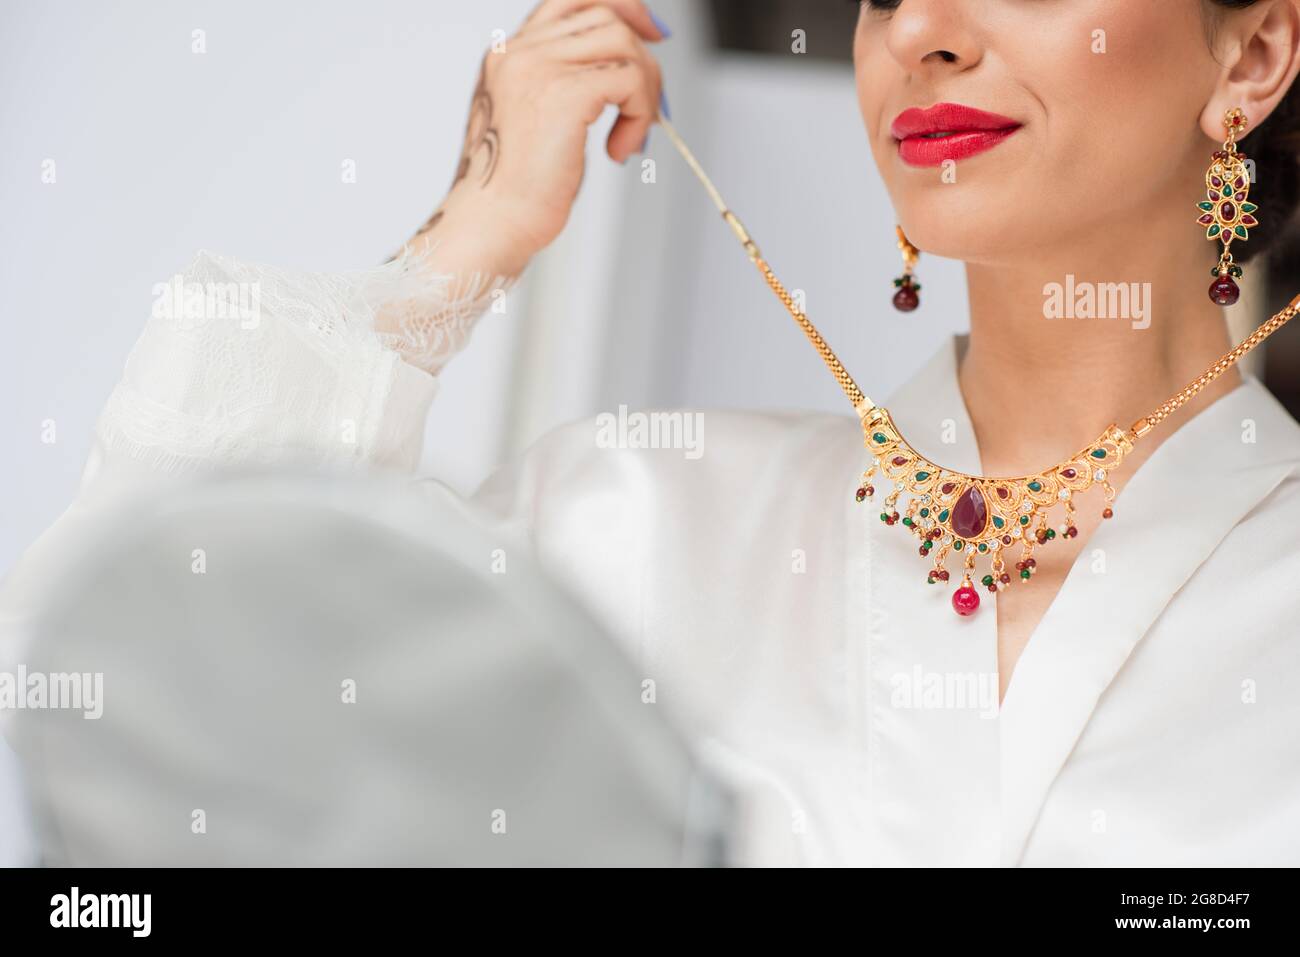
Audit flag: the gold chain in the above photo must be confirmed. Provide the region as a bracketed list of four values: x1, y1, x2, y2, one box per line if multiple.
[754, 253, 868, 409]
[1133, 299, 1300, 435]
[658, 116, 1300, 442]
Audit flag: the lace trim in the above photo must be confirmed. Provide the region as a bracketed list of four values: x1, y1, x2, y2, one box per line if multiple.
[376, 242, 516, 374]
[92, 247, 512, 476]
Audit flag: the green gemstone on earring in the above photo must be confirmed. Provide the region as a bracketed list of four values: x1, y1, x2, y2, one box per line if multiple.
[982, 574, 995, 586]
[1027, 480, 1042, 492]
[1208, 224, 1221, 237]
[872, 432, 888, 444]
[1020, 568, 1032, 580]
[880, 513, 889, 522]
[1198, 201, 1214, 211]
[1242, 202, 1258, 213]
[1235, 225, 1248, 238]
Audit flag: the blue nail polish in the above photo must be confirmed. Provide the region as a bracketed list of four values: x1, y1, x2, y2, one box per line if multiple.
[659, 89, 671, 120]
[648, 8, 672, 38]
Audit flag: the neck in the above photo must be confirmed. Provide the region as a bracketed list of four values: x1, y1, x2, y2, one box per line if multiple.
[958, 215, 1243, 476]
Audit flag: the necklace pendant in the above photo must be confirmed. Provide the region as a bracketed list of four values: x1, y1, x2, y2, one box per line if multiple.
[856, 406, 1134, 614]
[951, 577, 980, 617]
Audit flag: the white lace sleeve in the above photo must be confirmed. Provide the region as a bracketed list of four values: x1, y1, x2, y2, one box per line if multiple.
[88, 247, 513, 484]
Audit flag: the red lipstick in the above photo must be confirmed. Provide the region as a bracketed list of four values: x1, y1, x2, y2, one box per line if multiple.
[891, 103, 1022, 167]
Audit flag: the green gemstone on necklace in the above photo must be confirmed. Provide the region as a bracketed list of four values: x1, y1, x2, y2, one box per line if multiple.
[1027, 480, 1042, 492]
[1090, 449, 1107, 459]
[1019, 515, 1030, 526]
[938, 508, 950, 523]
[915, 471, 930, 481]
[992, 516, 1005, 529]
[978, 543, 987, 553]
[872, 432, 888, 444]
[953, 540, 963, 550]
[919, 507, 930, 518]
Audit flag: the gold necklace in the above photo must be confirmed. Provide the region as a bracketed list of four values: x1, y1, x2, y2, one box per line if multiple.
[658, 117, 1300, 617]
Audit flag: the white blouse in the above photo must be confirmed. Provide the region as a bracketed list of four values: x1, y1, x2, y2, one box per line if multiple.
[4, 249, 1300, 866]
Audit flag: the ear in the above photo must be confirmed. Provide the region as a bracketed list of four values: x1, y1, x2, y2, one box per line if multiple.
[1200, 0, 1300, 141]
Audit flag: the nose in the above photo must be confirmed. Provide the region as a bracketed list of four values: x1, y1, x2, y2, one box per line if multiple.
[885, 0, 983, 75]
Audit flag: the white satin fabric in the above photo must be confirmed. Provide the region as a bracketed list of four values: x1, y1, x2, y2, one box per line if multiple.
[4, 250, 1300, 866]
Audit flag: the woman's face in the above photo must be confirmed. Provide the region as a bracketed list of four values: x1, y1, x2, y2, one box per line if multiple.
[854, 0, 1225, 266]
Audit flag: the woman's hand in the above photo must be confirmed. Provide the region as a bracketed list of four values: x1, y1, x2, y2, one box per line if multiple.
[409, 0, 669, 279]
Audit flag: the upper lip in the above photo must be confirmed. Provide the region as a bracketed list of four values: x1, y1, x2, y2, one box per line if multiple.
[890, 102, 1021, 140]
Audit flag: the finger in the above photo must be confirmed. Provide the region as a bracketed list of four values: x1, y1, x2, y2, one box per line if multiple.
[547, 18, 648, 67]
[554, 60, 658, 163]
[550, 22, 662, 156]
[514, 4, 622, 48]
[522, 0, 666, 44]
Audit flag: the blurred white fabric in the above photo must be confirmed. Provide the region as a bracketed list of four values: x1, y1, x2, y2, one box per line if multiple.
[7, 470, 732, 866]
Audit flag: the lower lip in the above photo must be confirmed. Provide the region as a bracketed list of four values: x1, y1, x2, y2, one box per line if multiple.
[896, 128, 1021, 167]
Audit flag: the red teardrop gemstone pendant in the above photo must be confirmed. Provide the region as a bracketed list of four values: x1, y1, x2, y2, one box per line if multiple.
[950, 485, 988, 539]
[952, 584, 981, 617]
[893, 282, 919, 312]
[1209, 275, 1240, 306]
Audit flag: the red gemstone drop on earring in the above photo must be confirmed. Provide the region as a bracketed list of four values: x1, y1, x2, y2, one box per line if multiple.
[893, 279, 919, 312]
[1209, 274, 1240, 306]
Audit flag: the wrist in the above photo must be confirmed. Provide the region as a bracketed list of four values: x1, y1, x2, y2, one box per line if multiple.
[409, 186, 539, 282]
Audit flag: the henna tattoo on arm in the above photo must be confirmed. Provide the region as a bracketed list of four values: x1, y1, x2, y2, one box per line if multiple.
[414, 209, 444, 239]
[452, 60, 500, 189]
[398, 57, 500, 256]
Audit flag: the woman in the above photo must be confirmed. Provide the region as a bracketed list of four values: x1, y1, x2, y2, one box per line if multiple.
[6, 0, 1300, 866]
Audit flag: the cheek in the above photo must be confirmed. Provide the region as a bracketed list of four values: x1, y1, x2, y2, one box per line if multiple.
[1008, 1, 1216, 223]
[854, 28, 897, 172]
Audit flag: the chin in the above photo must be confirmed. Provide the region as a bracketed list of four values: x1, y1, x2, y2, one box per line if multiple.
[874, 130, 1053, 262]
[890, 198, 1032, 265]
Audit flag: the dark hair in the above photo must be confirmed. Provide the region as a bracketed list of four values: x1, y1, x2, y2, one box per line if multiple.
[1206, 0, 1300, 261]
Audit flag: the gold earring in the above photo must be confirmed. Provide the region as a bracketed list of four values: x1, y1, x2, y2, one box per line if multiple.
[892, 226, 921, 312]
[1201, 108, 1258, 306]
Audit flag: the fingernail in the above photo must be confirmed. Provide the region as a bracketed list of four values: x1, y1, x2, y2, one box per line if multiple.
[659, 89, 671, 120]
[648, 8, 671, 38]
